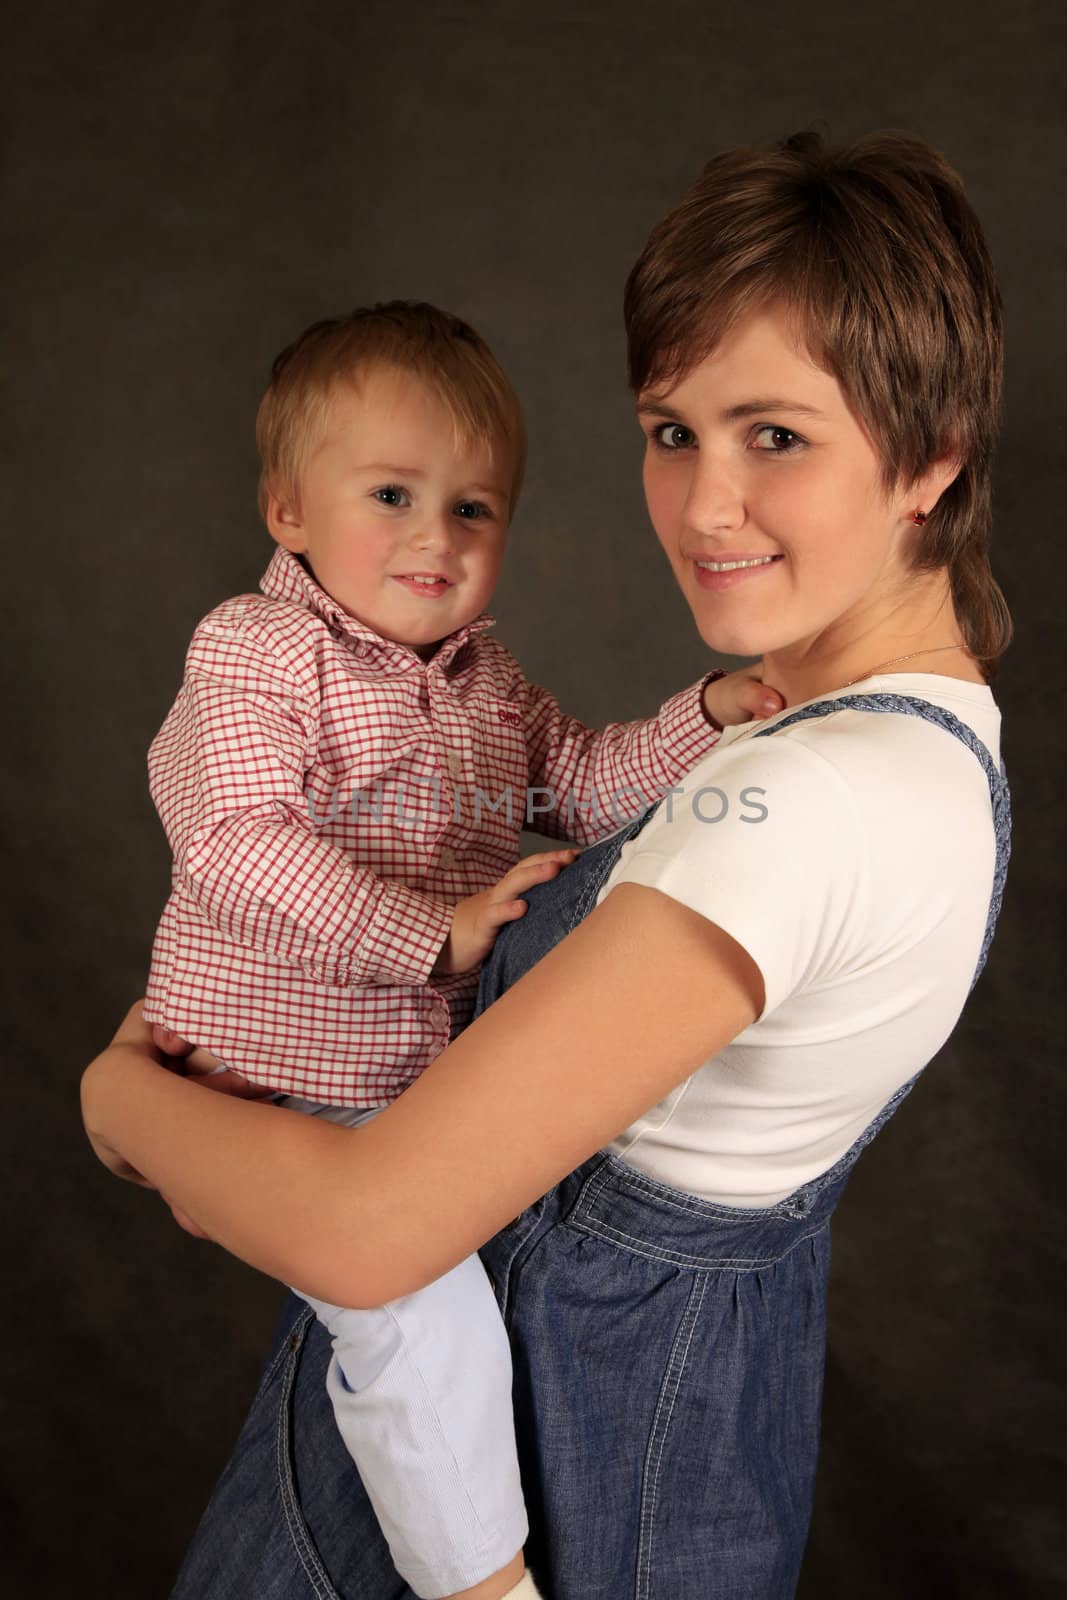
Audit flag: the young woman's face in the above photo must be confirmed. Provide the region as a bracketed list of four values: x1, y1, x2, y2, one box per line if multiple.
[638, 303, 921, 662]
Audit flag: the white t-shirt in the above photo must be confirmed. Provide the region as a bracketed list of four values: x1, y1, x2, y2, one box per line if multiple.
[601, 674, 1001, 1206]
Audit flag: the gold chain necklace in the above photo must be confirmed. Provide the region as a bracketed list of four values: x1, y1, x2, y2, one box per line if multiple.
[839, 644, 968, 690]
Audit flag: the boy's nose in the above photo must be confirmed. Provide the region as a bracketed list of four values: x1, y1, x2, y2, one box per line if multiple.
[410, 512, 456, 555]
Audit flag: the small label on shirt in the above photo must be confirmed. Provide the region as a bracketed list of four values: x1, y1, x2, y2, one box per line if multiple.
[496, 706, 522, 729]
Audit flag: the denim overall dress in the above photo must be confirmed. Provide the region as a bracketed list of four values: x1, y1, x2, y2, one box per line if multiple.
[171, 694, 1010, 1600]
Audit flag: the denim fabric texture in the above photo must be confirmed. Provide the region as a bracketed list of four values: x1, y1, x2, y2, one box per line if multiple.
[171, 695, 1010, 1600]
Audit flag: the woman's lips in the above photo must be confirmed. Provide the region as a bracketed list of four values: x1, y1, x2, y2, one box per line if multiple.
[692, 554, 784, 592]
[392, 575, 453, 598]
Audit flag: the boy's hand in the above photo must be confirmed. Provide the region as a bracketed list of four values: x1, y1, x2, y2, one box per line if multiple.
[432, 849, 580, 975]
[703, 669, 785, 730]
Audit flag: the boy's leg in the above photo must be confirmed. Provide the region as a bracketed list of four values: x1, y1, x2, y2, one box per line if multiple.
[279, 1097, 528, 1600]
[304, 1252, 528, 1599]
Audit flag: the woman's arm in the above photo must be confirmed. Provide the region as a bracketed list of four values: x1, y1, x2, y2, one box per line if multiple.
[82, 883, 763, 1308]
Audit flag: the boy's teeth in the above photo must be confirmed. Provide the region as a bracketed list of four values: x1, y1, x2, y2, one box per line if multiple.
[697, 556, 777, 572]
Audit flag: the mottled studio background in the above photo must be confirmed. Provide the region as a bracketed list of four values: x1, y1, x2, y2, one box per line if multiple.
[5, 1, 1065, 1594]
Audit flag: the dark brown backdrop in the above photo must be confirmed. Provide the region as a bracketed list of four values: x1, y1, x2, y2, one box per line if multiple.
[5, 1, 1064, 1594]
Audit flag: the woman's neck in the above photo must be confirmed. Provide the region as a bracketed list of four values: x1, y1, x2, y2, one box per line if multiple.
[759, 571, 986, 707]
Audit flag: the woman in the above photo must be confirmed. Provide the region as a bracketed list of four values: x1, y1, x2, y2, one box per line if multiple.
[82, 129, 1011, 1599]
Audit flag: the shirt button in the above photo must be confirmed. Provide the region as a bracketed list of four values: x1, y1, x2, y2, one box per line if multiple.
[439, 846, 458, 870]
[446, 752, 464, 781]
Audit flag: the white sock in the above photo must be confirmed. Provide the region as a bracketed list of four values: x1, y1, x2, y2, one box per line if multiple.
[501, 1574, 544, 1599]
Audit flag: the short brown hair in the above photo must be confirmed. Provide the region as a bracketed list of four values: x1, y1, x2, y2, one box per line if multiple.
[624, 130, 1011, 678]
[255, 300, 526, 521]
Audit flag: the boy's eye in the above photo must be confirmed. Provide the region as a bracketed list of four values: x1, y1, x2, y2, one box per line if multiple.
[373, 485, 409, 507]
[454, 500, 492, 520]
[751, 425, 803, 454]
[652, 422, 696, 451]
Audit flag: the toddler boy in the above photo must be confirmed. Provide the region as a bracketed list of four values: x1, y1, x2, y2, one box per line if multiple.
[145, 302, 778, 1600]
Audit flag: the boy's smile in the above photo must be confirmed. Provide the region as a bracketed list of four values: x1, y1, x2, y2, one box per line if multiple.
[267, 366, 513, 658]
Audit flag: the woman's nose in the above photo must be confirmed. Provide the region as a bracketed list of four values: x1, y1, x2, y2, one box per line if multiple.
[683, 456, 746, 534]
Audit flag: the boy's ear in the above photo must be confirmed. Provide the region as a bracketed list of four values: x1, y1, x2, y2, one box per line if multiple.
[266, 492, 307, 553]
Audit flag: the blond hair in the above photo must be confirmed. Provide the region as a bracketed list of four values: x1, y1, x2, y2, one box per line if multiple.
[255, 301, 526, 521]
[624, 130, 1011, 678]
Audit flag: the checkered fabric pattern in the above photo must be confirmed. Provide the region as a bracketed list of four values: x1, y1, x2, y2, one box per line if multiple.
[144, 548, 722, 1105]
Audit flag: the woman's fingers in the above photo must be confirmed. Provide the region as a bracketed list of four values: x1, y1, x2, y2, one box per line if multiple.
[109, 1000, 159, 1054]
[189, 1069, 276, 1100]
[151, 1023, 196, 1058]
[162, 1196, 214, 1239]
[181, 1048, 276, 1099]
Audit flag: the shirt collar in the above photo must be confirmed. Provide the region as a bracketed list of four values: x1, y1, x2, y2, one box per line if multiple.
[259, 547, 496, 670]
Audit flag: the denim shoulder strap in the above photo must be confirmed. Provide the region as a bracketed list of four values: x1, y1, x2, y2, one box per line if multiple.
[752, 691, 1011, 991]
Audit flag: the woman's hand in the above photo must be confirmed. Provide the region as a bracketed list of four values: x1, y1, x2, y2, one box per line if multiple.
[81, 1003, 166, 1185]
[150, 1025, 276, 1101]
[77, 886, 764, 1309]
[82, 1005, 273, 1240]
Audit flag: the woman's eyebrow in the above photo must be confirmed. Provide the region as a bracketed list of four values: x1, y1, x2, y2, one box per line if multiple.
[636, 397, 828, 421]
[722, 398, 828, 421]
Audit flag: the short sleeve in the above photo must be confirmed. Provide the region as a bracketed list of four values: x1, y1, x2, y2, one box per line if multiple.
[603, 735, 872, 1018]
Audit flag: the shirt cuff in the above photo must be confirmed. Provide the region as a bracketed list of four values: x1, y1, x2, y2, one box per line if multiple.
[657, 670, 726, 765]
[354, 881, 455, 986]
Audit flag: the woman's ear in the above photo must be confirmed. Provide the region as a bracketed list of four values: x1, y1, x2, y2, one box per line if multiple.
[266, 492, 307, 553]
[908, 444, 964, 520]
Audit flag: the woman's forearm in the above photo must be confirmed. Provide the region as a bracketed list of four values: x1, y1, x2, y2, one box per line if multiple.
[80, 1035, 387, 1296]
[83, 886, 763, 1307]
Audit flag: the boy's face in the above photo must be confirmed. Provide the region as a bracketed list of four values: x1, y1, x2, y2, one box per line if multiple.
[268, 367, 512, 658]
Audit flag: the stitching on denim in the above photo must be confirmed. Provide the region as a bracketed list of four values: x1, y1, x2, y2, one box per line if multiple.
[593, 1160, 812, 1221]
[275, 1307, 342, 1599]
[567, 1213, 829, 1272]
[570, 1156, 617, 1220]
[492, 1191, 555, 1324]
[635, 1273, 708, 1599]
[568, 808, 658, 930]
[258, 1303, 308, 1395]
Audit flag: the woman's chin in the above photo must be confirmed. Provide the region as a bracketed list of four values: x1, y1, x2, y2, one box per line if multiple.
[692, 620, 769, 659]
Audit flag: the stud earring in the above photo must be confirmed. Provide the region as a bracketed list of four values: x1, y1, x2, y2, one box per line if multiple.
[911, 509, 927, 525]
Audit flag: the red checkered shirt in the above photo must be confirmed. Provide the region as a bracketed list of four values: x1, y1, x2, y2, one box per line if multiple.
[144, 547, 723, 1105]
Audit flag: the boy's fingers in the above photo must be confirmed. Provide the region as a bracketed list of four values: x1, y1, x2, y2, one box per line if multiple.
[513, 848, 579, 870]
[494, 865, 560, 899]
[501, 852, 577, 890]
[737, 677, 785, 717]
[484, 899, 528, 929]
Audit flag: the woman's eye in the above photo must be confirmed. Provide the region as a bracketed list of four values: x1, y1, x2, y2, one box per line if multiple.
[454, 500, 491, 521]
[373, 485, 409, 507]
[652, 422, 695, 451]
[751, 425, 802, 453]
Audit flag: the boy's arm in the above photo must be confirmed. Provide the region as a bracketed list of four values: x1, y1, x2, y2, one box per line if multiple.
[150, 619, 453, 988]
[521, 671, 725, 845]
